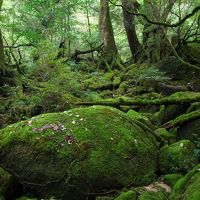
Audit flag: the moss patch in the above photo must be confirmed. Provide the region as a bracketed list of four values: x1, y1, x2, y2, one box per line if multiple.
[171, 164, 200, 200]
[115, 191, 137, 200]
[154, 128, 175, 143]
[138, 191, 168, 200]
[162, 174, 183, 188]
[159, 140, 198, 174]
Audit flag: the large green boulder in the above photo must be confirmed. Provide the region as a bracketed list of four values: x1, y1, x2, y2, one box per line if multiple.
[138, 191, 168, 200]
[115, 191, 137, 200]
[159, 140, 198, 174]
[0, 106, 158, 199]
[162, 174, 183, 188]
[171, 164, 200, 200]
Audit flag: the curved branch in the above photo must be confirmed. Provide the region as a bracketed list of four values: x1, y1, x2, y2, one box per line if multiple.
[4, 43, 36, 49]
[109, 1, 200, 27]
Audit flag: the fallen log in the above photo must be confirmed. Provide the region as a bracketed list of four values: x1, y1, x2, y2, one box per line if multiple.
[162, 110, 200, 129]
[71, 43, 104, 61]
[77, 93, 200, 106]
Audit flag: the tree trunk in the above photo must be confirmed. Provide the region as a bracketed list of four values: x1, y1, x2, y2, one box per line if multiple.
[142, 0, 176, 63]
[0, 0, 5, 72]
[99, 0, 119, 65]
[121, 0, 140, 62]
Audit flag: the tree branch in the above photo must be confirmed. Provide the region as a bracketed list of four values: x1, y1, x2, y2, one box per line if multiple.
[4, 43, 36, 49]
[70, 43, 104, 61]
[162, 110, 200, 129]
[77, 94, 200, 106]
[109, 1, 200, 27]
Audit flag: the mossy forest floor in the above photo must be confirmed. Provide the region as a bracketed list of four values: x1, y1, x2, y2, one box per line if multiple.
[1, 57, 200, 200]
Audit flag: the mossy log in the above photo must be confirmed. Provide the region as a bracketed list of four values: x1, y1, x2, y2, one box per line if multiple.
[162, 110, 200, 129]
[77, 93, 200, 107]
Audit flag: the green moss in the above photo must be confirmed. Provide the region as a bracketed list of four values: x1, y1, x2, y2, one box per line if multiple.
[156, 92, 200, 125]
[96, 197, 114, 200]
[138, 191, 168, 200]
[159, 140, 198, 174]
[154, 128, 175, 142]
[113, 77, 121, 87]
[0, 167, 12, 195]
[187, 102, 200, 113]
[117, 82, 128, 94]
[176, 111, 200, 144]
[0, 106, 158, 199]
[162, 174, 183, 188]
[0, 195, 5, 200]
[171, 164, 200, 200]
[16, 197, 38, 200]
[115, 191, 137, 200]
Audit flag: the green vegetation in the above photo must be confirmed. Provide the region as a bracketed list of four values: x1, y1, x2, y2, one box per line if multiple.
[159, 140, 198, 174]
[115, 191, 137, 200]
[0, 0, 200, 199]
[138, 191, 168, 200]
[162, 174, 183, 188]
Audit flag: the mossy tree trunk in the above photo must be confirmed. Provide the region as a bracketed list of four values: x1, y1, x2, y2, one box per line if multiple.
[121, 0, 141, 62]
[0, 0, 5, 73]
[142, 0, 176, 63]
[99, 0, 120, 69]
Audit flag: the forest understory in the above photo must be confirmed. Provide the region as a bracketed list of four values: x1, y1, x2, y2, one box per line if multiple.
[0, 0, 200, 200]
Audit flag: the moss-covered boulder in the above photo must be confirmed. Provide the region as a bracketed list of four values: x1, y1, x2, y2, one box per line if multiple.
[0, 167, 13, 198]
[138, 191, 168, 200]
[171, 164, 200, 200]
[96, 196, 114, 200]
[159, 140, 198, 174]
[115, 191, 137, 200]
[0, 106, 158, 199]
[16, 197, 38, 200]
[162, 174, 183, 188]
[154, 128, 175, 143]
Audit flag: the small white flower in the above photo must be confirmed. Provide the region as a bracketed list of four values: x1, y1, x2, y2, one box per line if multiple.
[134, 139, 138, 144]
[180, 143, 184, 147]
[72, 120, 76, 124]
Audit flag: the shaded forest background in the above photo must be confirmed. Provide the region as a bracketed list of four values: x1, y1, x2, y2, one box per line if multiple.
[0, 0, 200, 128]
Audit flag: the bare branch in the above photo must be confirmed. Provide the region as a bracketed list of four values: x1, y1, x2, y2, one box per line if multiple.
[109, 1, 200, 27]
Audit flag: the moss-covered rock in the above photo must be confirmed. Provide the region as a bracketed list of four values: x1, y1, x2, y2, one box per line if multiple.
[96, 196, 114, 200]
[154, 128, 175, 143]
[114, 191, 137, 200]
[126, 109, 148, 122]
[0, 106, 158, 199]
[16, 197, 38, 200]
[138, 191, 168, 200]
[162, 174, 183, 188]
[171, 164, 200, 200]
[159, 140, 198, 174]
[126, 110, 154, 129]
[0, 167, 13, 197]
